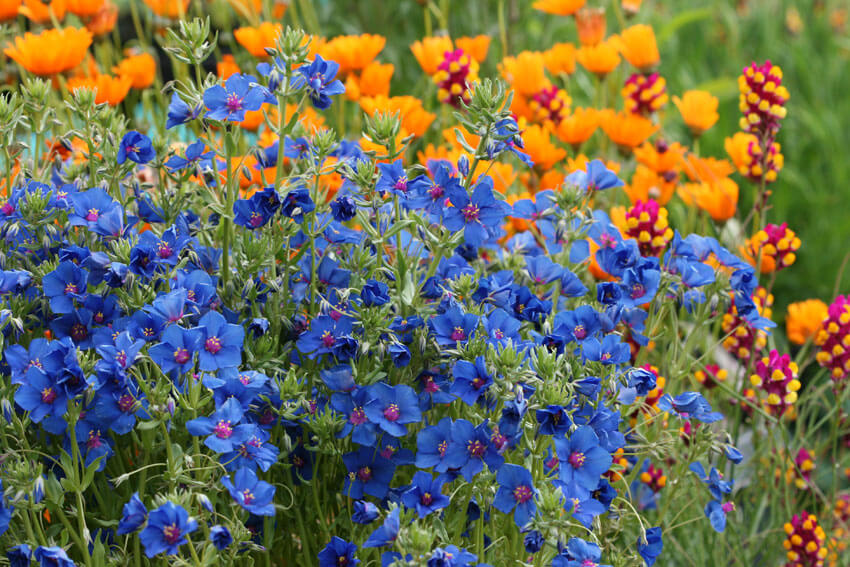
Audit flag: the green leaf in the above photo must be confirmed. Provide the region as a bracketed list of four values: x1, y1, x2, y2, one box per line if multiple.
[658, 8, 714, 44]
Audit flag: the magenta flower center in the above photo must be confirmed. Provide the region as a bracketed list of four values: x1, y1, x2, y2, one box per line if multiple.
[205, 336, 223, 354]
[214, 419, 233, 439]
[226, 93, 243, 113]
[438, 440, 448, 457]
[383, 403, 400, 422]
[467, 439, 486, 458]
[118, 394, 135, 412]
[357, 466, 372, 482]
[250, 212, 264, 227]
[242, 489, 255, 505]
[513, 484, 533, 503]
[86, 430, 103, 449]
[71, 323, 88, 341]
[493, 329, 504, 340]
[115, 350, 127, 368]
[423, 377, 440, 393]
[86, 208, 100, 222]
[450, 326, 467, 341]
[420, 492, 433, 506]
[472, 377, 486, 390]
[157, 242, 173, 259]
[349, 407, 367, 425]
[630, 283, 646, 300]
[173, 347, 190, 364]
[393, 177, 408, 193]
[1, 203, 13, 215]
[568, 451, 586, 468]
[321, 330, 336, 348]
[64, 282, 78, 294]
[574, 325, 587, 340]
[162, 524, 182, 545]
[462, 203, 480, 222]
[429, 184, 444, 199]
[41, 387, 57, 404]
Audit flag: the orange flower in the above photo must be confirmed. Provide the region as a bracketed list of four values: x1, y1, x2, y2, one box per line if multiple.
[234, 22, 282, 57]
[486, 161, 518, 194]
[633, 141, 685, 174]
[66, 0, 104, 17]
[142, 0, 189, 18]
[455, 35, 490, 63]
[618, 24, 659, 70]
[18, 0, 66, 22]
[555, 107, 598, 148]
[411, 36, 453, 76]
[360, 96, 435, 138]
[576, 38, 620, 77]
[500, 51, 547, 97]
[598, 109, 658, 150]
[543, 42, 576, 75]
[0, 0, 21, 21]
[217, 55, 240, 79]
[625, 164, 675, 205]
[568, 154, 620, 174]
[67, 73, 132, 106]
[521, 124, 567, 171]
[417, 143, 454, 166]
[724, 131, 758, 174]
[85, 0, 117, 35]
[786, 300, 829, 345]
[575, 6, 606, 46]
[538, 169, 565, 191]
[677, 178, 739, 221]
[673, 90, 719, 135]
[622, 0, 642, 14]
[239, 105, 274, 131]
[321, 34, 386, 75]
[532, 0, 586, 16]
[113, 52, 156, 89]
[355, 62, 394, 98]
[680, 153, 735, 183]
[5, 27, 92, 76]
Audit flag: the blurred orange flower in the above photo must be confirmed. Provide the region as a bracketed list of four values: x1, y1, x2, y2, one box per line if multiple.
[500, 51, 547, 97]
[19, 0, 66, 22]
[555, 107, 598, 148]
[5, 27, 92, 76]
[625, 164, 675, 205]
[599, 110, 658, 149]
[113, 52, 156, 89]
[217, 54, 240, 80]
[85, 0, 118, 35]
[575, 6, 606, 46]
[576, 38, 620, 76]
[786, 300, 828, 345]
[724, 131, 758, 174]
[360, 96, 435, 138]
[0, 0, 21, 21]
[543, 42, 576, 75]
[142, 0, 189, 18]
[67, 73, 132, 106]
[455, 35, 490, 63]
[532, 0, 586, 16]
[622, 0, 642, 14]
[235, 22, 283, 57]
[357, 62, 394, 98]
[67, 0, 104, 17]
[522, 124, 567, 171]
[673, 90, 720, 135]
[678, 178, 739, 221]
[680, 154, 735, 183]
[568, 154, 620, 174]
[411, 36, 453, 76]
[618, 24, 659, 70]
[322, 34, 386, 75]
[634, 141, 685, 174]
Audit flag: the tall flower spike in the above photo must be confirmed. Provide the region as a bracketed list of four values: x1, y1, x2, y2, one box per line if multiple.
[624, 199, 673, 256]
[738, 60, 789, 138]
[782, 511, 827, 567]
[749, 349, 800, 417]
[434, 48, 476, 107]
[815, 295, 850, 382]
[744, 222, 800, 274]
[722, 286, 772, 363]
[622, 72, 668, 116]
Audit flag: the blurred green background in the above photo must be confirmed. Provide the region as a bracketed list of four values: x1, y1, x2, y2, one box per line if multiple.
[299, 0, 850, 318]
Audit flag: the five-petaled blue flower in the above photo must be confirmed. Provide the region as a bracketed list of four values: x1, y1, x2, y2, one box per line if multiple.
[291, 55, 346, 110]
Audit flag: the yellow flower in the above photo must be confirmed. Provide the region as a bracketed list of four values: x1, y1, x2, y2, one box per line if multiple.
[618, 24, 659, 70]
[786, 300, 829, 345]
[5, 27, 92, 76]
[532, 0, 586, 16]
[673, 90, 720, 135]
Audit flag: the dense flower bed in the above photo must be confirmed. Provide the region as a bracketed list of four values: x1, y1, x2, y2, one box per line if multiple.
[0, 1, 846, 566]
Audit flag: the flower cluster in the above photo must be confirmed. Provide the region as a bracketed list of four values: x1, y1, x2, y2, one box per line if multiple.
[815, 295, 850, 382]
[783, 511, 827, 567]
[749, 349, 801, 417]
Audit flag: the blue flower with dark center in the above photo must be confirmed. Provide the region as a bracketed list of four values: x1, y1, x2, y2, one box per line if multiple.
[659, 392, 723, 423]
[221, 467, 276, 516]
[446, 419, 504, 481]
[296, 315, 355, 360]
[429, 306, 479, 347]
[442, 176, 511, 247]
[165, 139, 212, 172]
[401, 471, 450, 518]
[341, 446, 396, 500]
[566, 159, 624, 192]
[33, 547, 76, 567]
[117, 492, 148, 535]
[291, 55, 346, 110]
[552, 537, 611, 567]
[42, 261, 88, 314]
[281, 186, 314, 223]
[581, 334, 630, 365]
[166, 92, 202, 129]
[364, 382, 422, 437]
[204, 74, 269, 122]
[210, 525, 233, 550]
[194, 310, 244, 371]
[148, 324, 202, 376]
[138, 502, 198, 557]
[553, 425, 612, 492]
[117, 130, 155, 165]
[493, 464, 537, 527]
[450, 356, 494, 405]
[331, 387, 378, 446]
[318, 537, 360, 567]
[186, 397, 255, 453]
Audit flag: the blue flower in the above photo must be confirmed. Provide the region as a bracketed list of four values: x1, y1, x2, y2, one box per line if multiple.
[363, 383, 422, 437]
[318, 537, 360, 567]
[139, 502, 198, 557]
[415, 417, 465, 472]
[581, 334, 630, 365]
[536, 405, 571, 436]
[554, 426, 612, 492]
[0, 480, 12, 536]
[118, 131, 155, 165]
[166, 92, 201, 129]
[291, 55, 346, 110]
[281, 186, 314, 223]
[363, 508, 400, 548]
[704, 500, 734, 533]
[401, 471, 450, 518]
[194, 310, 245, 371]
[524, 531, 545, 553]
[361, 280, 391, 307]
[33, 547, 76, 567]
[186, 397, 255, 453]
[7, 545, 31, 567]
[566, 159, 624, 192]
[148, 325, 202, 377]
[659, 392, 723, 423]
[221, 467, 276, 516]
[427, 546, 478, 567]
[14, 367, 68, 427]
[296, 315, 355, 360]
[331, 387, 378, 446]
[446, 419, 504, 481]
[117, 493, 148, 535]
[342, 446, 395, 500]
[442, 176, 511, 247]
[450, 356, 494, 405]
[204, 74, 268, 122]
[429, 306, 479, 347]
[331, 195, 357, 221]
[165, 139, 212, 172]
[352, 500, 379, 524]
[553, 538, 611, 567]
[375, 159, 431, 208]
[209, 525, 233, 550]
[526, 255, 563, 285]
[493, 463, 537, 527]
[42, 261, 87, 314]
[234, 187, 281, 229]
[637, 526, 663, 566]
[388, 343, 411, 367]
[689, 462, 733, 501]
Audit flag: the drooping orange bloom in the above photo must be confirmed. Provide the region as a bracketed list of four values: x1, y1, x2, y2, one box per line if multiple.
[532, 0, 586, 16]
[5, 27, 92, 76]
[724, 131, 759, 174]
[500, 51, 547, 97]
[677, 178, 739, 221]
[322, 34, 386, 75]
[576, 38, 620, 77]
[521, 124, 567, 171]
[113, 52, 156, 89]
[555, 107, 598, 148]
[67, 73, 132, 106]
[18, 0, 66, 22]
[543, 42, 576, 75]
[0, 0, 21, 21]
[679, 153, 735, 183]
[360, 96, 435, 138]
[411, 36, 453, 76]
[673, 90, 720, 135]
[575, 6, 606, 46]
[618, 24, 659, 70]
[142, 0, 189, 19]
[455, 35, 490, 63]
[85, 0, 118, 35]
[66, 0, 104, 17]
[598, 110, 658, 149]
[234, 22, 283, 57]
[624, 164, 675, 205]
[786, 299, 828, 345]
[633, 141, 685, 174]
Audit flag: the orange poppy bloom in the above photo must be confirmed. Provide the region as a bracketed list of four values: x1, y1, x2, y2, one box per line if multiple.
[679, 153, 735, 183]
[521, 124, 567, 172]
[486, 161, 518, 194]
[360, 96, 435, 138]
[217, 54, 240, 79]
[455, 35, 490, 63]
[576, 38, 620, 77]
[354, 61, 394, 99]
[555, 107, 598, 148]
[142, 0, 189, 19]
[18, 0, 66, 22]
[411, 36, 453, 76]
[1, 0, 22, 20]
[5, 27, 92, 76]
[598, 110, 658, 149]
[67, 73, 132, 106]
[673, 90, 719, 135]
[624, 164, 675, 205]
[537, 169, 565, 192]
[85, 0, 117, 35]
[633, 141, 685, 174]
[66, 0, 104, 17]
[618, 24, 659, 70]
[786, 300, 828, 345]
[543, 42, 576, 75]
[499, 51, 547, 97]
[416, 143, 454, 166]
[724, 131, 758, 174]
[321, 34, 386, 75]
[677, 178, 739, 221]
[112, 52, 156, 89]
[234, 22, 283, 57]
[532, 0, 586, 16]
[239, 104, 274, 131]
[575, 6, 606, 46]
